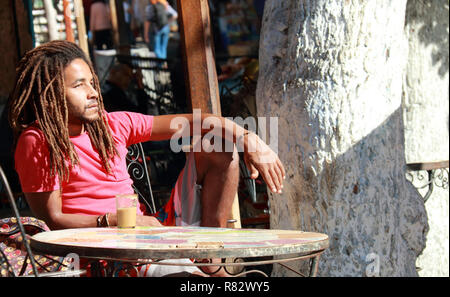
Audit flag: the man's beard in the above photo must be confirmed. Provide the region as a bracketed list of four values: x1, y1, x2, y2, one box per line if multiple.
[68, 107, 100, 126]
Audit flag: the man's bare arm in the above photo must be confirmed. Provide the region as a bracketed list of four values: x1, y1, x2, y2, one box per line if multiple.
[150, 113, 246, 142]
[25, 191, 97, 230]
[24, 191, 162, 230]
[144, 21, 150, 43]
[150, 114, 286, 193]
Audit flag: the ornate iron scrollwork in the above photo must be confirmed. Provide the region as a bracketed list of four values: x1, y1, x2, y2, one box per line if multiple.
[126, 143, 157, 214]
[126, 144, 145, 180]
[406, 161, 449, 202]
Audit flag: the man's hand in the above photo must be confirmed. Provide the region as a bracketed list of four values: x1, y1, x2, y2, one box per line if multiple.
[241, 132, 286, 194]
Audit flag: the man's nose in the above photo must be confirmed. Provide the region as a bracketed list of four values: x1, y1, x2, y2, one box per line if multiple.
[87, 84, 99, 98]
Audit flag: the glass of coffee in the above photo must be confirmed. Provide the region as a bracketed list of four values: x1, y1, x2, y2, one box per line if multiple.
[116, 194, 137, 228]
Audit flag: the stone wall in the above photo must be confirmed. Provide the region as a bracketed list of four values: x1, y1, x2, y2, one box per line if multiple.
[403, 0, 449, 277]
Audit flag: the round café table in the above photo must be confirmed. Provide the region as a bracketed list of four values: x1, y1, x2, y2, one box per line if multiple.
[30, 226, 329, 277]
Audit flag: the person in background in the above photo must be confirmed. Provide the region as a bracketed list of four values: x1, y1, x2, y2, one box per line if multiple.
[144, 0, 178, 59]
[90, 0, 113, 50]
[102, 63, 149, 114]
[123, 0, 135, 45]
[131, 0, 149, 42]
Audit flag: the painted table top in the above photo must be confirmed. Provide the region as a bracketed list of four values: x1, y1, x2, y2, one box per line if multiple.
[31, 226, 329, 260]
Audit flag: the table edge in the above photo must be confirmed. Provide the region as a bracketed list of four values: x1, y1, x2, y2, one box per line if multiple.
[30, 227, 330, 260]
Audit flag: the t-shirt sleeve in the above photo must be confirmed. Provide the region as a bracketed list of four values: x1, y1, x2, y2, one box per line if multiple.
[14, 129, 59, 193]
[106, 112, 154, 147]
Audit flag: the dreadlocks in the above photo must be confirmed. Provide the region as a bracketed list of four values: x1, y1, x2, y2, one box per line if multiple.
[8, 40, 117, 182]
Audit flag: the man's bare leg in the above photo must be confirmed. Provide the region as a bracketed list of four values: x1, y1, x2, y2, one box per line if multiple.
[195, 148, 239, 227]
[194, 145, 240, 276]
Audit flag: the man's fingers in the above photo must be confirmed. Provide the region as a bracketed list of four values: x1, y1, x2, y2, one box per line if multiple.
[273, 164, 284, 191]
[268, 166, 282, 194]
[245, 149, 285, 194]
[259, 165, 284, 193]
[260, 168, 278, 194]
[277, 159, 286, 180]
[275, 160, 285, 186]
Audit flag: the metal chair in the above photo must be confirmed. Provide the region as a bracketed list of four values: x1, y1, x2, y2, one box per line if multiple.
[115, 54, 180, 115]
[126, 143, 158, 214]
[0, 165, 84, 277]
[239, 157, 257, 203]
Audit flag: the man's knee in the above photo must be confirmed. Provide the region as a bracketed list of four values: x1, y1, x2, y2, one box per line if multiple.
[194, 149, 239, 184]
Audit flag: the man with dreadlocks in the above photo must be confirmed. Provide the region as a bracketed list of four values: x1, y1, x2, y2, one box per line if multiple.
[8, 40, 285, 276]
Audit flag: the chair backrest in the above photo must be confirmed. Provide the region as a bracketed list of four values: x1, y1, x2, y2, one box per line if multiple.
[0, 165, 40, 276]
[115, 54, 182, 115]
[239, 158, 257, 203]
[1, 166, 87, 277]
[126, 143, 157, 214]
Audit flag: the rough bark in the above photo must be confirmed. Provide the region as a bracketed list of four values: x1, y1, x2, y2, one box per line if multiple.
[257, 0, 428, 276]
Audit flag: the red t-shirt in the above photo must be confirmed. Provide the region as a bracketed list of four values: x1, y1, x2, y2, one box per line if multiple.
[14, 112, 154, 216]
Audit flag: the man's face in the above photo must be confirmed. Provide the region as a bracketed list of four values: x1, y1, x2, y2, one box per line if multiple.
[63, 58, 100, 129]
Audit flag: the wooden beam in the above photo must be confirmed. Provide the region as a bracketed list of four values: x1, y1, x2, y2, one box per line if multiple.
[109, 0, 120, 48]
[176, 0, 221, 115]
[177, 0, 241, 228]
[109, 0, 130, 54]
[63, 0, 74, 42]
[12, 0, 33, 56]
[73, 0, 89, 58]
[43, 0, 58, 40]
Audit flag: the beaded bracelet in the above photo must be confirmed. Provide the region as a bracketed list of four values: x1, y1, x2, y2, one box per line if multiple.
[102, 213, 110, 227]
[96, 213, 110, 227]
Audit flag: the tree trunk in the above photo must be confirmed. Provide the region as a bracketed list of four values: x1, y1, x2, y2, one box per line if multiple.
[257, 0, 428, 276]
[403, 0, 449, 277]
